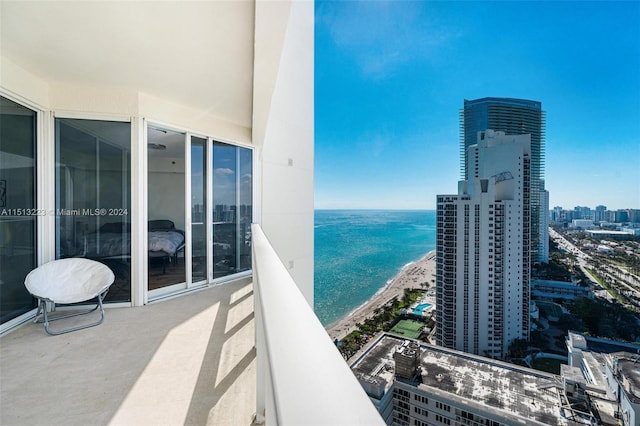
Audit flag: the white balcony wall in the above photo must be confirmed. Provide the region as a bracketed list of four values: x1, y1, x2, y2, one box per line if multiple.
[253, 225, 385, 425]
[253, 0, 315, 306]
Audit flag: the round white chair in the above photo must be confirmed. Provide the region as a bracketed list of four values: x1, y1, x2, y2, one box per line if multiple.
[24, 258, 115, 335]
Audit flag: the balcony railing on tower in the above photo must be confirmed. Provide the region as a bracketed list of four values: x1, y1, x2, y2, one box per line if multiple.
[252, 224, 385, 425]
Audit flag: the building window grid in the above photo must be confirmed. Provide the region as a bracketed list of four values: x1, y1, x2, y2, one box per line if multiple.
[434, 414, 451, 425]
[463, 204, 470, 352]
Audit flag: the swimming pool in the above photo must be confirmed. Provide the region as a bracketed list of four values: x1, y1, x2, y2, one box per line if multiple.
[412, 303, 432, 315]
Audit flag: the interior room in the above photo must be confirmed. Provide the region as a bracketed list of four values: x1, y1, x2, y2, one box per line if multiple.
[55, 118, 132, 302]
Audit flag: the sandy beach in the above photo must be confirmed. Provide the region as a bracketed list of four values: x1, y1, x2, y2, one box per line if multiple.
[325, 250, 437, 341]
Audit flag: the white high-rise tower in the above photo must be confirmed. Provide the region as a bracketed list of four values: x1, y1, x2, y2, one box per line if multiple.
[461, 97, 548, 264]
[436, 130, 531, 358]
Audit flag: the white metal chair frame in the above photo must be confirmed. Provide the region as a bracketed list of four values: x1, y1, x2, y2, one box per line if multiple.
[33, 289, 110, 335]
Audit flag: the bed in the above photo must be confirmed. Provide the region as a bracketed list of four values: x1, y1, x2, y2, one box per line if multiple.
[148, 220, 185, 271]
[80, 220, 185, 272]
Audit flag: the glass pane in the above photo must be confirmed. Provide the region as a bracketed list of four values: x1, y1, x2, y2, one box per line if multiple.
[55, 118, 131, 303]
[191, 136, 207, 282]
[147, 126, 185, 290]
[212, 142, 237, 278]
[0, 96, 37, 324]
[211, 143, 252, 279]
[238, 147, 252, 272]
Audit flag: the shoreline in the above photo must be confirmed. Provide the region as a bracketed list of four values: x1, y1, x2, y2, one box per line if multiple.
[325, 249, 437, 341]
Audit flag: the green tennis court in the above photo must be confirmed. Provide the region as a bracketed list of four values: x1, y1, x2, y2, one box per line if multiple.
[389, 319, 424, 339]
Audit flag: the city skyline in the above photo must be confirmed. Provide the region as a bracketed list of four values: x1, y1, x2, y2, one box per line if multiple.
[315, 1, 640, 211]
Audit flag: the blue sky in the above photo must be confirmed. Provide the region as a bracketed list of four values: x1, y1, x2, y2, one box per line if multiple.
[315, 1, 640, 211]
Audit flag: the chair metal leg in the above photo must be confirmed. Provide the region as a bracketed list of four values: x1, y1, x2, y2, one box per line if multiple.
[36, 290, 108, 335]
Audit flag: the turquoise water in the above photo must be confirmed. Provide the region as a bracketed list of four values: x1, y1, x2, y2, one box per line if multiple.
[314, 210, 436, 326]
[412, 303, 432, 315]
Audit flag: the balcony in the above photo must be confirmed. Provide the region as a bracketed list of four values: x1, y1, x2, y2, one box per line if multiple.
[1, 276, 258, 425]
[0, 225, 383, 426]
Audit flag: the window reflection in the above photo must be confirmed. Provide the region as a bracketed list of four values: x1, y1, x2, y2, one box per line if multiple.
[0, 96, 38, 324]
[212, 142, 252, 278]
[191, 136, 207, 282]
[55, 118, 131, 302]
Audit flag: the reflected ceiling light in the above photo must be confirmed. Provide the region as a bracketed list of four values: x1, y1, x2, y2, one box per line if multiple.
[148, 143, 167, 150]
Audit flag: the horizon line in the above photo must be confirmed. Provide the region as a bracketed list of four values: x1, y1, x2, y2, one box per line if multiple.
[315, 208, 436, 211]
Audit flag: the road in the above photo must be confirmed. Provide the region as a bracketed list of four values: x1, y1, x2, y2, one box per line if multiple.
[549, 228, 640, 309]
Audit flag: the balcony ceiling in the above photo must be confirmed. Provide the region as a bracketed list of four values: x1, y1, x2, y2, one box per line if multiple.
[0, 1, 255, 128]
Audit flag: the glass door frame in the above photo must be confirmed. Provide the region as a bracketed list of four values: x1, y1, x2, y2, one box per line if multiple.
[211, 140, 254, 282]
[144, 124, 225, 300]
[188, 134, 211, 288]
[51, 111, 134, 308]
[0, 91, 43, 333]
[145, 121, 188, 301]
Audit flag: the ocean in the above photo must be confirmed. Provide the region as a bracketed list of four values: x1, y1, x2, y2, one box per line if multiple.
[314, 210, 437, 326]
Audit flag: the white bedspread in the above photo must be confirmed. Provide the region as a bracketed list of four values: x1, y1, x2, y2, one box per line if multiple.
[148, 231, 184, 254]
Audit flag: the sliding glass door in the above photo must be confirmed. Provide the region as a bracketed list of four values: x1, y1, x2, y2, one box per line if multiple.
[1, 106, 253, 314]
[145, 129, 252, 296]
[147, 126, 186, 292]
[212, 142, 252, 279]
[55, 118, 131, 302]
[0, 96, 38, 325]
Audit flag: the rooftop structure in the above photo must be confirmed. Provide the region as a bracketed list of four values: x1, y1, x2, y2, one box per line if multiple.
[352, 334, 597, 426]
[566, 331, 640, 426]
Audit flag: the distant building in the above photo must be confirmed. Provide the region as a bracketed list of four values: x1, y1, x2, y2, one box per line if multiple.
[540, 190, 550, 263]
[352, 334, 601, 426]
[571, 219, 595, 229]
[587, 230, 636, 241]
[531, 279, 592, 301]
[460, 97, 547, 264]
[615, 210, 630, 223]
[597, 245, 616, 253]
[574, 206, 593, 220]
[595, 205, 608, 223]
[551, 206, 564, 223]
[621, 226, 640, 236]
[553, 206, 640, 228]
[436, 130, 530, 358]
[627, 209, 640, 223]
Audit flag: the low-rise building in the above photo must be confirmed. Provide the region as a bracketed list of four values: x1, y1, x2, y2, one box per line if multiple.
[572, 219, 596, 229]
[587, 230, 636, 240]
[353, 332, 640, 426]
[351, 334, 598, 426]
[566, 332, 640, 426]
[531, 279, 592, 301]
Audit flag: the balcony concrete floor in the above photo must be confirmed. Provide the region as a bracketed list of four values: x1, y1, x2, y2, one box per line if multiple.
[0, 278, 256, 426]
